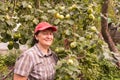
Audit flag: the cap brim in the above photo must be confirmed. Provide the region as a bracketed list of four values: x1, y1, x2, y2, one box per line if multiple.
[37, 26, 57, 32]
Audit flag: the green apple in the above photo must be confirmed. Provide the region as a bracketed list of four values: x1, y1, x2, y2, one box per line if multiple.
[68, 59, 74, 64]
[28, 5, 32, 9]
[8, 41, 14, 50]
[87, 8, 93, 14]
[90, 26, 97, 32]
[70, 41, 77, 48]
[65, 14, 70, 19]
[55, 47, 65, 53]
[6, 14, 10, 20]
[59, 6, 65, 10]
[89, 14, 95, 20]
[55, 13, 64, 19]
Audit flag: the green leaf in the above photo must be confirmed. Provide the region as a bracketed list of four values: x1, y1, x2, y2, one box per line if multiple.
[7, 43, 13, 50]
[41, 15, 48, 21]
[43, 1, 51, 8]
[0, 3, 7, 11]
[1, 32, 6, 38]
[65, 20, 74, 25]
[13, 42, 19, 49]
[68, 65, 78, 72]
[47, 9, 56, 14]
[0, 15, 5, 21]
[23, 15, 34, 21]
[19, 38, 27, 45]
[89, 48, 94, 53]
[54, 19, 60, 25]
[5, 33, 12, 41]
[33, 18, 39, 24]
[0, 32, 12, 41]
[22, 1, 28, 8]
[6, 20, 14, 26]
[114, 78, 120, 80]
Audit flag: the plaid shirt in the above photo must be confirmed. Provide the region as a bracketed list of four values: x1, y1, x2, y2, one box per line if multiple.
[14, 44, 58, 80]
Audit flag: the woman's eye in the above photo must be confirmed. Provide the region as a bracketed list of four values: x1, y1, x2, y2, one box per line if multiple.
[50, 32, 53, 35]
[43, 32, 53, 35]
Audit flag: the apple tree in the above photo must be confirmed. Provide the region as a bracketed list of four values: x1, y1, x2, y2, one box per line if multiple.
[0, 0, 120, 80]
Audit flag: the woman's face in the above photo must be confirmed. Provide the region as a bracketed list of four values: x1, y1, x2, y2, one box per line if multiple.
[35, 29, 54, 47]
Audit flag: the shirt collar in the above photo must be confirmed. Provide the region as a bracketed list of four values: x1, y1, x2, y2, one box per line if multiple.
[34, 44, 52, 57]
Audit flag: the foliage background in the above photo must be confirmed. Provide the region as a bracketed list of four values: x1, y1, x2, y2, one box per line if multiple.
[0, 0, 120, 80]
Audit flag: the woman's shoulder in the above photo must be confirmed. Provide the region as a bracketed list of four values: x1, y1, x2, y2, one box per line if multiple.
[51, 51, 59, 62]
[19, 46, 36, 57]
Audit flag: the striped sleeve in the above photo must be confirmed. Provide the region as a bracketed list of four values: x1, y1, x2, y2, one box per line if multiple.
[52, 51, 59, 63]
[14, 52, 33, 77]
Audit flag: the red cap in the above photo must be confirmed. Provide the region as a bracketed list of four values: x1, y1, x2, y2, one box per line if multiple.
[34, 22, 57, 33]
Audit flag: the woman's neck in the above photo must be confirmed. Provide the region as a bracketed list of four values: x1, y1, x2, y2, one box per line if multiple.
[37, 43, 49, 54]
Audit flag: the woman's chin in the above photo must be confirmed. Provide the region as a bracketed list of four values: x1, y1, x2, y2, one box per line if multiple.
[44, 43, 52, 47]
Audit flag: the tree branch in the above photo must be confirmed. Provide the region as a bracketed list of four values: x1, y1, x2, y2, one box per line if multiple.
[101, 0, 120, 67]
[2, 67, 14, 80]
[34, 0, 40, 8]
[101, 0, 118, 52]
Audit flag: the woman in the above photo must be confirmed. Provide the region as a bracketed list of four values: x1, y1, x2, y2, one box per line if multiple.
[13, 22, 58, 80]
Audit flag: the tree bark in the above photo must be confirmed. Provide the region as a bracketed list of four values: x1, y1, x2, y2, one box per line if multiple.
[34, 0, 40, 8]
[101, 0, 120, 67]
[0, 0, 4, 2]
[101, 0, 118, 52]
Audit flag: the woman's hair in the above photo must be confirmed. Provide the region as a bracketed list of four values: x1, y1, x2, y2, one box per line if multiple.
[31, 30, 40, 46]
[30, 28, 54, 46]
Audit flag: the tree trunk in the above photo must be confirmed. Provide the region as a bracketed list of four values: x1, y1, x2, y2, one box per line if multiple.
[34, 0, 40, 8]
[0, 0, 4, 2]
[101, 0, 120, 67]
[101, 0, 118, 52]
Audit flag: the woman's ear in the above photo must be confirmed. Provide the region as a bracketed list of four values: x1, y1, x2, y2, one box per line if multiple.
[35, 35, 38, 41]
